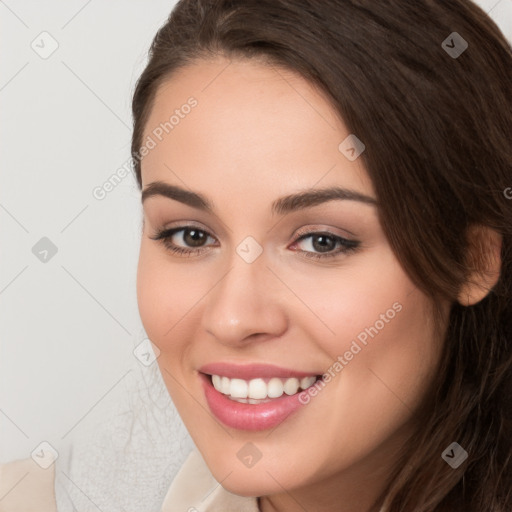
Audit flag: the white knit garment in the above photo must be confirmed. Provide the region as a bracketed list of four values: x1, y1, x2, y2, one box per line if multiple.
[54, 333, 194, 512]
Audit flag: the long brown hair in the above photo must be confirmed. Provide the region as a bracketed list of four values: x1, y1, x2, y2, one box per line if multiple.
[131, 1, 512, 510]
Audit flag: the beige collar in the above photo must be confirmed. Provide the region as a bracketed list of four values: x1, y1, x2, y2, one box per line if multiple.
[0, 458, 57, 512]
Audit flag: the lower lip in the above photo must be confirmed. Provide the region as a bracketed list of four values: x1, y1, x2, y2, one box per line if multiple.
[201, 374, 308, 431]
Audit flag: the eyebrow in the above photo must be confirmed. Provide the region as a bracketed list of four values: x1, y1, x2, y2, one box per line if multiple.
[141, 181, 378, 215]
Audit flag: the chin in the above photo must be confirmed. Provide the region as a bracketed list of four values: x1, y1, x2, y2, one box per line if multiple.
[216, 471, 278, 498]
[204, 451, 311, 498]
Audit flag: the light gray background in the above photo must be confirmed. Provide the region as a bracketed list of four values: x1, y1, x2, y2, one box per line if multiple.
[0, 0, 190, 466]
[1, 0, 511, 474]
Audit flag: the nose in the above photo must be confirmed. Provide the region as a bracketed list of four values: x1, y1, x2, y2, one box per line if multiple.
[200, 251, 288, 346]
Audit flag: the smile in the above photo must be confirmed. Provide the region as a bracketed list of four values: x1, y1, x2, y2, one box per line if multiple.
[199, 363, 323, 431]
[211, 374, 318, 402]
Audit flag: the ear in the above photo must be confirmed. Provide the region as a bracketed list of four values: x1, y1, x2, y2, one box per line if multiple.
[457, 224, 502, 306]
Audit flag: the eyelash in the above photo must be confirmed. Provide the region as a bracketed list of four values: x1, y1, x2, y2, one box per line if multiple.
[150, 225, 360, 260]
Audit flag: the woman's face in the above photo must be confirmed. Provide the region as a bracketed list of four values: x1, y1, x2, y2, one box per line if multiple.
[137, 56, 445, 501]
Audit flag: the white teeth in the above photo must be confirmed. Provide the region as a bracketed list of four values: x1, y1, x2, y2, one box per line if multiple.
[283, 377, 300, 395]
[267, 377, 284, 398]
[221, 376, 230, 394]
[248, 378, 267, 399]
[212, 374, 221, 390]
[230, 378, 248, 398]
[300, 376, 316, 389]
[210, 374, 317, 400]
[228, 397, 270, 404]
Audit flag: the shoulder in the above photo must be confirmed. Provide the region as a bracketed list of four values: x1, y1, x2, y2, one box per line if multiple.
[0, 458, 57, 512]
[161, 449, 259, 512]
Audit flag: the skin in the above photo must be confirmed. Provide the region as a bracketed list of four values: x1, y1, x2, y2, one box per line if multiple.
[136, 56, 449, 512]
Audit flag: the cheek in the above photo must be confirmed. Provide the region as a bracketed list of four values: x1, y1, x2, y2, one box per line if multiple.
[136, 241, 217, 401]
[289, 248, 441, 411]
[136, 241, 187, 349]
[285, 248, 414, 357]
[136, 244, 164, 342]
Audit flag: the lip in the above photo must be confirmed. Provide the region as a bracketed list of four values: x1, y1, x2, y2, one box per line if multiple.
[200, 372, 311, 431]
[199, 362, 318, 380]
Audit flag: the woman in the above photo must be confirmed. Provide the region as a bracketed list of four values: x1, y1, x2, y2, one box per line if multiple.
[132, 0, 512, 510]
[1, 1, 511, 511]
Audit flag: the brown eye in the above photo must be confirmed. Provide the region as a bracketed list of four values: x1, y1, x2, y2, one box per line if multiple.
[310, 234, 337, 252]
[292, 231, 360, 260]
[150, 226, 217, 256]
[182, 228, 208, 247]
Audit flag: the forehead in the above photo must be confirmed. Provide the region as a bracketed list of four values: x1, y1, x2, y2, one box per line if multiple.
[140, 56, 374, 199]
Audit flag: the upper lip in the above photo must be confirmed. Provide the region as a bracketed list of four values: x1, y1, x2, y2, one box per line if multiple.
[198, 362, 319, 380]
